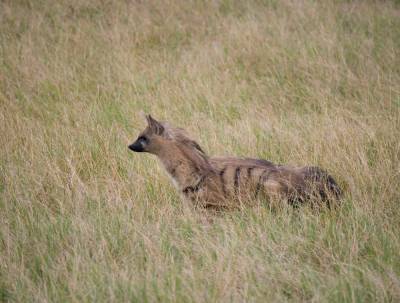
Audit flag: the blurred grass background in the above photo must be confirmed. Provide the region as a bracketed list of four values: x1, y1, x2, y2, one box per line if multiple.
[1, 0, 399, 302]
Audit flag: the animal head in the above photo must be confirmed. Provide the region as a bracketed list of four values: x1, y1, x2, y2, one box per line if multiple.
[128, 115, 166, 154]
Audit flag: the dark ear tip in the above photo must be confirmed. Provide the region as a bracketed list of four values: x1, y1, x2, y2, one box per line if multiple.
[145, 114, 154, 122]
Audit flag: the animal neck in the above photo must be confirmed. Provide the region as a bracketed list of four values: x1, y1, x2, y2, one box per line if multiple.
[157, 143, 213, 190]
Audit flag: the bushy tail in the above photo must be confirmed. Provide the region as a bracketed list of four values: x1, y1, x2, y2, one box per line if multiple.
[304, 166, 342, 202]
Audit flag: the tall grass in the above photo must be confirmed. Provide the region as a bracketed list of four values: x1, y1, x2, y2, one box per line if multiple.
[1, 0, 399, 302]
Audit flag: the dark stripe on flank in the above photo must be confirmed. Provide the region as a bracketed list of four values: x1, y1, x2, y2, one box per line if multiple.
[247, 167, 254, 179]
[255, 181, 262, 198]
[219, 167, 227, 197]
[234, 167, 241, 194]
[255, 170, 271, 198]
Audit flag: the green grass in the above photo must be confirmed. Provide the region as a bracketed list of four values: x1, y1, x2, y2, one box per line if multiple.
[1, 0, 400, 302]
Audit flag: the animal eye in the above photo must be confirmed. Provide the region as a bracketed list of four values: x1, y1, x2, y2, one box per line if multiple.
[138, 136, 148, 143]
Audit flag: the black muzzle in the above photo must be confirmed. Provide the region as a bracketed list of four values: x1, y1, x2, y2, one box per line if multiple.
[128, 141, 144, 152]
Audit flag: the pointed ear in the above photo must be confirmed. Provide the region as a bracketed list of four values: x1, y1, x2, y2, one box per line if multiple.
[146, 114, 164, 135]
[145, 114, 153, 125]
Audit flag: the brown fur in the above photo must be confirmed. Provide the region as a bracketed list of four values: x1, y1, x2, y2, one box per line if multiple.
[129, 115, 342, 209]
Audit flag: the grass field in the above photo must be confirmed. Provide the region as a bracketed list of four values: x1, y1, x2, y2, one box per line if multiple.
[1, 0, 400, 302]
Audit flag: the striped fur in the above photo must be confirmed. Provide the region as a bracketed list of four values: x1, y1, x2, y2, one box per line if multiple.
[129, 115, 342, 209]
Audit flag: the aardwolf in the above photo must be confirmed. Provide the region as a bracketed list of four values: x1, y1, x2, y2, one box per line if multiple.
[129, 115, 341, 209]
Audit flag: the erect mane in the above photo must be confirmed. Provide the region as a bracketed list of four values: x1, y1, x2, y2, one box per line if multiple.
[162, 122, 212, 174]
[162, 123, 206, 154]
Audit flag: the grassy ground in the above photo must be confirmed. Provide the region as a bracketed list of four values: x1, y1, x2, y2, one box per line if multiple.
[1, 0, 400, 302]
